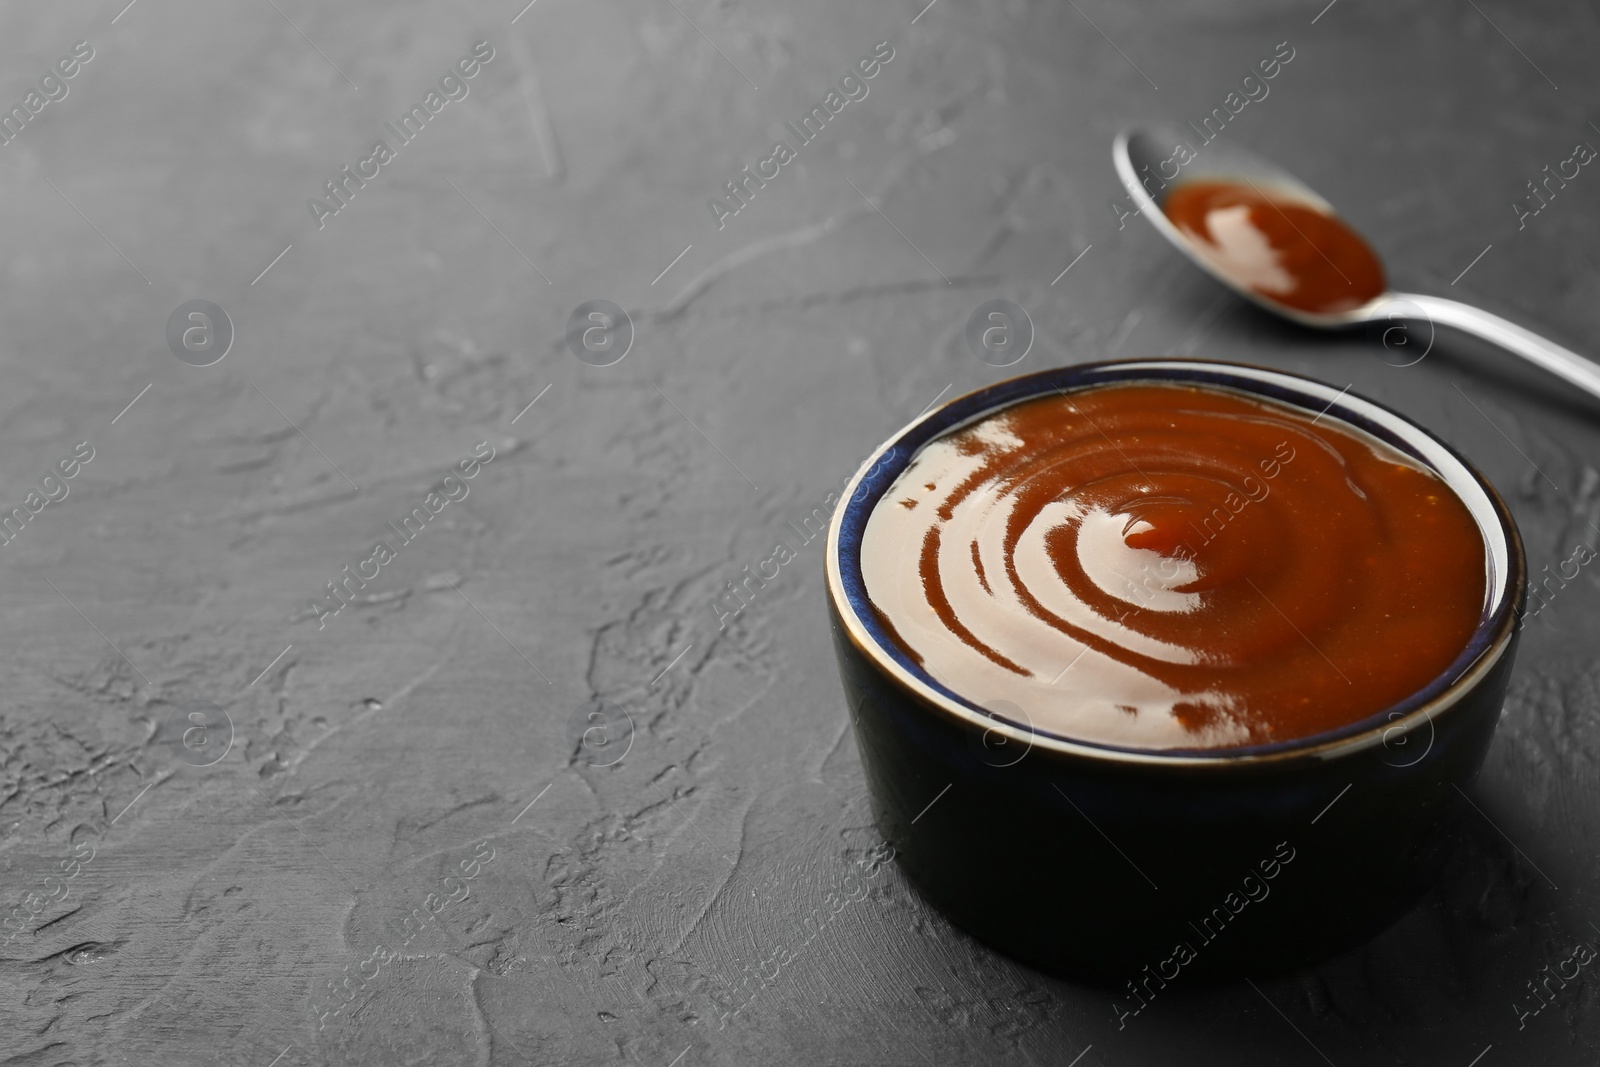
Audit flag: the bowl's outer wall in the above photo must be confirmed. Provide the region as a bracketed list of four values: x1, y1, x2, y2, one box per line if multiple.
[830, 601, 1521, 980]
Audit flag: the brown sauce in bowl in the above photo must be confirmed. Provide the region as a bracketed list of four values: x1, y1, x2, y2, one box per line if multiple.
[860, 382, 1486, 750]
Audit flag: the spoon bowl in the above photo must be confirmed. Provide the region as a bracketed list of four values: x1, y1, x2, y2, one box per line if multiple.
[1114, 126, 1600, 398]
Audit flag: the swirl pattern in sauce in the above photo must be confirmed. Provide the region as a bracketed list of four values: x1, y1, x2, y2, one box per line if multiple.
[860, 382, 1486, 750]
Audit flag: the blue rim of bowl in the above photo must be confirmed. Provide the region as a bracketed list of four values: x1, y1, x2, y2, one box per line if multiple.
[824, 359, 1526, 765]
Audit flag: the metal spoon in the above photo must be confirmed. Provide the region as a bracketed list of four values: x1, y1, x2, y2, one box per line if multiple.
[1114, 126, 1600, 398]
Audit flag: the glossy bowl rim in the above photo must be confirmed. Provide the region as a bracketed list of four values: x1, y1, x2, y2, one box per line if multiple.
[824, 358, 1526, 768]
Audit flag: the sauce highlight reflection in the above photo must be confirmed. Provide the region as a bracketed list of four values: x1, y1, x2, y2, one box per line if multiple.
[860, 382, 1486, 750]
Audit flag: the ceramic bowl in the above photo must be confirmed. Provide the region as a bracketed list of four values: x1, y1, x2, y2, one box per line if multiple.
[825, 359, 1526, 979]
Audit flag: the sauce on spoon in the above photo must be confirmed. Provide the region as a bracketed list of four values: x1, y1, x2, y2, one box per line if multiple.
[1163, 180, 1386, 315]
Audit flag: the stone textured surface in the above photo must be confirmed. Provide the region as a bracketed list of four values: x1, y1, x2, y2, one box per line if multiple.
[1, 0, 1598, 1064]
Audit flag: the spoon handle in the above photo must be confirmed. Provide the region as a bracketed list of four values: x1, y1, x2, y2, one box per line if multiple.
[1387, 292, 1600, 400]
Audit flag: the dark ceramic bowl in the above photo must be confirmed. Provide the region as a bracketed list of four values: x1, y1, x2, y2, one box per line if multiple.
[825, 359, 1526, 980]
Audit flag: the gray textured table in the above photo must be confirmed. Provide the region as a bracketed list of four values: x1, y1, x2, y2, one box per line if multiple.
[2, 1, 1598, 1064]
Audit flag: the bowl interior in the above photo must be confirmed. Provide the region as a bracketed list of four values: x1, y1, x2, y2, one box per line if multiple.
[827, 360, 1520, 761]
